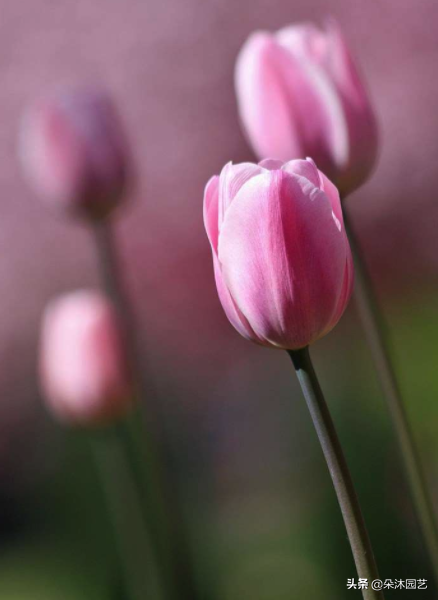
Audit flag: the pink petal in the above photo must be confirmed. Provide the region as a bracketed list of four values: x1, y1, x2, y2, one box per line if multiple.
[329, 247, 354, 329]
[218, 162, 264, 227]
[281, 157, 321, 188]
[324, 19, 379, 194]
[275, 26, 351, 175]
[204, 175, 264, 342]
[212, 254, 262, 343]
[276, 23, 329, 64]
[318, 170, 344, 225]
[258, 158, 284, 170]
[235, 32, 302, 161]
[203, 175, 220, 253]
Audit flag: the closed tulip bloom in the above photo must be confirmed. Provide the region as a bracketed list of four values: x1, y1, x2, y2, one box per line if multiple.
[40, 290, 132, 426]
[235, 20, 378, 196]
[203, 158, 353, 349]
[20, 88, 131, 219]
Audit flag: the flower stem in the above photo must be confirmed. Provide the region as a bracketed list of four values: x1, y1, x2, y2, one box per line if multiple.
[90, 426, 164, 600]
[288, 347, 384, 600]
[343, 208, 438, 583]
[91, 219, 199, 600]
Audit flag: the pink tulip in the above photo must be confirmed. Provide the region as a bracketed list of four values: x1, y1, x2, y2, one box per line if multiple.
[40, 290, 132, 426]
[235, 20, 378, 196]
[20, 88, 131, 219]
[203, 158, 353, 349]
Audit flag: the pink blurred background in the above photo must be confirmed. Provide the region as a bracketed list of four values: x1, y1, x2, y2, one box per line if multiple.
[1, 1, 438, 596]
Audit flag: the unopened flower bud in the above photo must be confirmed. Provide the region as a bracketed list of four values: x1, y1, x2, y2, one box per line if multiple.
[20, 88, 131, 219]
[40, 290, 132, 426]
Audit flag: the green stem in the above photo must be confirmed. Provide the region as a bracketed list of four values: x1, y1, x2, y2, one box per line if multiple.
[289, 347, 384, 600]
[344, 208, 438, 583]
[90, 426, 164, 600]
[92, 219, 199, 600]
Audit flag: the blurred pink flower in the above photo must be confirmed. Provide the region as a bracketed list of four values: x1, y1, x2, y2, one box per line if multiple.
[40, 290, 132, 426]
[203, 158, 353, 349]
[235, 20, 378, 196]
[19, 88, 131, 219]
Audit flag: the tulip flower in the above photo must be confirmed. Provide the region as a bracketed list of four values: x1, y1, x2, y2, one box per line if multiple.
[204, 159, 385, 597]
[235, 20, 378, 196]
[40, 290, 132, 426]
[19, 87, 131, 219]
[203, 157, 353, 349]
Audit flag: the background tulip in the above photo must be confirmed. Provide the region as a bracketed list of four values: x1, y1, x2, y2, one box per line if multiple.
[20, 88, 131, 219]
[40, 290, 132, 426]
[204, 158, 353, 349]
[235, 20, 378, 196]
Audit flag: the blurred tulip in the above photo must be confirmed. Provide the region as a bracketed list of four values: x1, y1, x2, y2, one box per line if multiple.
[19, 88, 131, 219]
[203, 158, 353, 349]
[40, 290, 132, 426]
[235, 20, 378, 196]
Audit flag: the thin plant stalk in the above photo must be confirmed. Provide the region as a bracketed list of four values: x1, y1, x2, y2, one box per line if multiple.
[289, 347, 384, 600]
[90, 426, 164, 600]
[91, 219, 199, 600]
[343, 208, 438, 583]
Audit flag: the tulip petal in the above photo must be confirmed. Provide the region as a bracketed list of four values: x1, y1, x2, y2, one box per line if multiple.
[204, 173, 264, 341]
[281, 158, 321, 188]
[330, 248, 354, 329]
[276, 23, 328, 63]
[323, 19, 379, 193]
[213, 254, 262, 343]
[318, 169, 344, 225]
[235, 32, 303, 161]
[203, 175, 220, 253]
[274, 25, 350, 173]
[218, 162, 264, 226]
[218, 170, 348, 349]
[258, 158, 284, 170]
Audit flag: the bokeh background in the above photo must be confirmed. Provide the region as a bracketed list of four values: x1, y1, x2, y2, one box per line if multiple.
[1, 0, 438, 598]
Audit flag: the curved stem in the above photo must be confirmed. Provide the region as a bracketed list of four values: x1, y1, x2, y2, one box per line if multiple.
[344, 208, 438, 583]
[289, 347, 384, 600]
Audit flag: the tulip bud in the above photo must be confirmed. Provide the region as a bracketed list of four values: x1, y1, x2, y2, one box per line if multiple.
[235, 20, 378, 196]
[40, 290, 132, 426]
[203, 158, 353, 349]
[20, 88, 131, 219]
